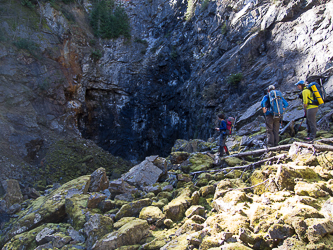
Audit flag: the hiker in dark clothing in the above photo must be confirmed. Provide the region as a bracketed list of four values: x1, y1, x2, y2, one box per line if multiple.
[295, 80, 318, 141]
[215, 113, 230, 156]
[261, 85, 288, 147]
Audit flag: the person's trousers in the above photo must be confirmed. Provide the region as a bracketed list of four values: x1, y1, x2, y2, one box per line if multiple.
[265, 115, 280, 147]
[306, 107, 318, 139]
[219, 133, 229, 155]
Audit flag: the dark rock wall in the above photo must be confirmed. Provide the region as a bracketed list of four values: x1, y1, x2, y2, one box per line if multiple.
[0, 0, 332, 183]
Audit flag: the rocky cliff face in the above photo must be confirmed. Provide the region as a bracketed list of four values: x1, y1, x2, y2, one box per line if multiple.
[0, 0, 332, 185]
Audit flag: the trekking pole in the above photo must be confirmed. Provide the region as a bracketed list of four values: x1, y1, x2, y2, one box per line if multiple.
[294, 118, 305, 136]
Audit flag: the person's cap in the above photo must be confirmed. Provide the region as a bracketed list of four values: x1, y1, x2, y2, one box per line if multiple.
[268, 85, 275, 90]
[295, 80, 305, 86]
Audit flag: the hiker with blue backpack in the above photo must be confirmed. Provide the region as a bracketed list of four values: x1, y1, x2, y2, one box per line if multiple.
[295, 80, 324, 141]
[261, 85, 289, 147]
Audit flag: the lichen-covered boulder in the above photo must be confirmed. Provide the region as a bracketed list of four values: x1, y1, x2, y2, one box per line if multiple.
[205, 212, 250, 235]
[160, 233, 189, 250]
[249, 204, 277, 233]
[182, 153, 213, 172]
[156, 191, 173, 201]
[92, 219, 149, 250]
[186, 230, 208, 247]
[199, 185, 215, 197]
[163, 187, 192, 221]
[214, 179, 247, 199]
[200, 235, 220, 250]
[115, 198, 152, 221]
[318, 152, 333, 169]
[223, 190, 249, 204]
[0, 175, 90, 247]
[87, 193, 108, 209]
[65, 194, 90, 230]
[114, 217, 136, 229]
[168, 151, 191, 165]
[175, 219, 204, 235]
[2, 223, 79, 250]
[274, 165, 319, 192]
[89, 167, 109, 192]
[139, 206, 165, 225]
[249, 170, 275, 195]
[224, 157, 247, 167]
[280, 203, 324, 225]
[305, 218, 333, 243]
[267, 224, 294, 240]
[185, 205, 205, 218]
[84, 214, 114, 249]
[294, 182, 329, 198]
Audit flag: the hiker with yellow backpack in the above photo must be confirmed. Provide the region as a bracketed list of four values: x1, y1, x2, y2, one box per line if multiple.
[295, 80, 324, 141]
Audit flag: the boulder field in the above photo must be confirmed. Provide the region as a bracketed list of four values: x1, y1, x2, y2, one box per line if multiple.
[1, 130, 333, 249]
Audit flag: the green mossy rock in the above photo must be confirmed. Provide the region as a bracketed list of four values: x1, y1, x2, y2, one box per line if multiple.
[196, 178, 209, 187]
[65, 194, 90, 230]
[93, 219, 150, 249]
[115, 198, 152, 221]
[223, 190, 249, 204]
[294, 182, 329, 198]
[305, 218, 333, 243]
[199, 185, 215, 197]
[200, 236, 220, 250]
[84, 214, 114, 249]
[152, 198, 169, 209]
[185, 205, 205, 218]
[224, 157, 247, 167]
[168, 151, 191, 165]
[0, 175, 90, 247]
[156, 191, 173, 201]
[187, 153, 214, 172]
[2, 223, 73, 250]
[163, 188, 192, 222]
[114, 217, 136, 229]
[318, 152, 333, 169]
[249, 170, 269, 195]
[140, 238, 167, 249]
[205, 212, 250, 235]
[139, 206, 165, 224]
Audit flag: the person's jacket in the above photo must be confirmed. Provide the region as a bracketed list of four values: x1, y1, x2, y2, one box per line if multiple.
[219, 120, 227, 134]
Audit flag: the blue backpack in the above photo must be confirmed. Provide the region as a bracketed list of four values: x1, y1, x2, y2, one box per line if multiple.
[268, 90, 284, 118]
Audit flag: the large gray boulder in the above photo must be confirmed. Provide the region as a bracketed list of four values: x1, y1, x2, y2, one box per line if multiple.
[92, 219, 150, 250]
[122, 160, 163, 187]
[89, 167, 109, 192]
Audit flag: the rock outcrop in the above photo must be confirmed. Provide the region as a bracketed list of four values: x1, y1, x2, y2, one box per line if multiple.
[1, 0, 333, 189]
